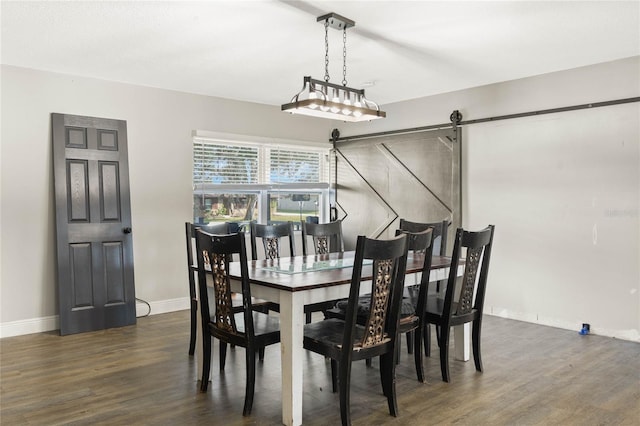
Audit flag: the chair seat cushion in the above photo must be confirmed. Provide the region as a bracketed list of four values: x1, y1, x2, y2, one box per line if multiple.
[216, 311, 280, 336]
[304, 318, 365, 347]
[332, 296, 416, 318]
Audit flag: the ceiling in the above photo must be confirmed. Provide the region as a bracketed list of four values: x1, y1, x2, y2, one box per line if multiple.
[2, 1, 639, 107]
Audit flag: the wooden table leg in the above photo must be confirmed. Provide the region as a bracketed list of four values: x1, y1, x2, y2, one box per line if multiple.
[454, 323, 470, 361]
[279, 290, 305, 426]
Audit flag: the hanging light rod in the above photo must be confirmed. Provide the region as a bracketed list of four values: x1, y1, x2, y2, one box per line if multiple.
[281, 12, 386, 122]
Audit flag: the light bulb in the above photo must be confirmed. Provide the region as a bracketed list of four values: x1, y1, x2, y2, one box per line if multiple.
[330, 89, 341, 113]
[320, 87, 330, 111]
[342, 98, 352, 115]
[308, 92, 318, 109]
[353, 99, 363, 118]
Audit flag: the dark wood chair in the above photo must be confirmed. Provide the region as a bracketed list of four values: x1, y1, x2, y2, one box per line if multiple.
[303, 233, 409, 425]
[186, 222, 271, 355]
[394, 228, 434, 382]
[301, 220, 345, 322]
[249, 222, 297, 314]
[399, 218, 449, 257]
[249, 221, 296, 261]
[185, 222, 229, 355]
[301, 219, 344, 256]
[195, 230, 280, 416]
[325, 228, 434, 382]
[424, 224, 495, 382]
[398, 218, 450, 354]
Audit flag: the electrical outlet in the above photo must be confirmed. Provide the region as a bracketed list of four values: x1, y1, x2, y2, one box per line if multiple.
[579, 323, 591, 335]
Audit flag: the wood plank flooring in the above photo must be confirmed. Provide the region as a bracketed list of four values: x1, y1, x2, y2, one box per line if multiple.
[1, 311, 638, 425]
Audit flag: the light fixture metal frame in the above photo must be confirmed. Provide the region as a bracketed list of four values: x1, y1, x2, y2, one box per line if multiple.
[282, 77, 386, 122]
[281, 13, 386, 122]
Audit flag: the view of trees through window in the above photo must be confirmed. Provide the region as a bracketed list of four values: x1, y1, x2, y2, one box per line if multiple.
[193, 193, 258, 223]
[193, 138, 329, 228]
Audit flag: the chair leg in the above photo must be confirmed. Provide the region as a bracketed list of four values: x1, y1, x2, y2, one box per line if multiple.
[380, 355, 389, 397]
[331, 359, 338, 393]
[365, 358, 372, 367]
[200, 335, 211, 392]
[380, 352, 399, 417]
[338, 359, 353, 426]
[472, 319, 483, 372]
[189, 299, 197, 356]
[439, 326, 451, 383]
[423, 324, 431, 357]
[305, 311, 312, 323]
[406, 330, 414, 354]
[258, 347, 265, 362]
[414, 326, 425, 383]
[243, 346, 256, 416]
[220, 341, 227, 371]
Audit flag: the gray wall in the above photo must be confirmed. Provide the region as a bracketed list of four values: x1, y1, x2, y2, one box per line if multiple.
[1, 57, 638, 341]
[0, 65, 332, 336]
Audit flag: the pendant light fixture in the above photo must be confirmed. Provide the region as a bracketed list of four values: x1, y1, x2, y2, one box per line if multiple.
[281, 12, 386, 122]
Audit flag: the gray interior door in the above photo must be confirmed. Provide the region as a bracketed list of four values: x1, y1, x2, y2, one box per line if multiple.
[333, 128, 461, 251]
[52, 113, 136, 335]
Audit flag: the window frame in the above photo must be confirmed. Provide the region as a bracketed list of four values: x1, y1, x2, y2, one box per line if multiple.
[193, 131, 331, 227]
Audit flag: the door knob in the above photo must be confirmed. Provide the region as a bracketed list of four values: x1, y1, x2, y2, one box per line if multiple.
[123, 227, 132, 234]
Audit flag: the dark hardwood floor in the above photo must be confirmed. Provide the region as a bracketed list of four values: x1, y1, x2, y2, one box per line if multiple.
[1, 310, 638, 425]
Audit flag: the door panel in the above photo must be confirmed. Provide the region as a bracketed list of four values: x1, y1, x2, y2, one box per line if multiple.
[333, 128, 460, 251]
[52, 113, 135, 335]
[99, 162, 121, 221]
[69, 243, 93, 308]
[67, 160, 90, 221]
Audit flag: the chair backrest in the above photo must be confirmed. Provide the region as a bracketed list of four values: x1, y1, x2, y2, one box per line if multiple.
[195, 230, 256, 340]
[300, 220, 344, 256]
[341, 234, 409, 355]
[249, 221, 296, 260]
[185, 222, 230, 271]
[443, 225, 495, 319]
[399, 218, 450, 256]
[395, 227, 434, 315]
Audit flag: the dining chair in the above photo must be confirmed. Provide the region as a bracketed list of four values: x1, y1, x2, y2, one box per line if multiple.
[303, 233, 409, 425]
[249, 221, 296, 261]
[185, 222, 229, 356]
[399, 218, 449, 257]
[325, 228, 434, 382]
[301, 219, 344, 256]
[186, 222, 272, 355]
[398, 218, 450, 354]
[423, 224, 495, 382]
[195, 230, 280, 416]
[301, 220, 345, 322]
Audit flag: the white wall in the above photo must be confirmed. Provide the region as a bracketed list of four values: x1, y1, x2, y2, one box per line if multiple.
[0, 65, 333, 336]
[2, 58, 638, 341]
[339, 57, 640, 341]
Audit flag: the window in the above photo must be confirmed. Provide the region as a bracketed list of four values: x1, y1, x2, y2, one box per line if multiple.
[269, 149, 320, 183]
[193, 135, 329, 229]
[193, 142, 258, 184]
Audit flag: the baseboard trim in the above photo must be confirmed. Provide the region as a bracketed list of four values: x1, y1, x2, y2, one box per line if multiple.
[136, 297, 190, 317]
[4, 300, 637, 342]
[0, 315, 60, 338]
[486, 307, 639, 342]
[0, 297, 191, 338]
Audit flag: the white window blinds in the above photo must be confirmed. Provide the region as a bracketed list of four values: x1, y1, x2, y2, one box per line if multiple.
[269, 149, 320, 183]
[194, 138, 326, 185]
[193, 142, 258, 184]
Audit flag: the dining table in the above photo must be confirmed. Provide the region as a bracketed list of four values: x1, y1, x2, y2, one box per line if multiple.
[197, 250, 467, 426]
